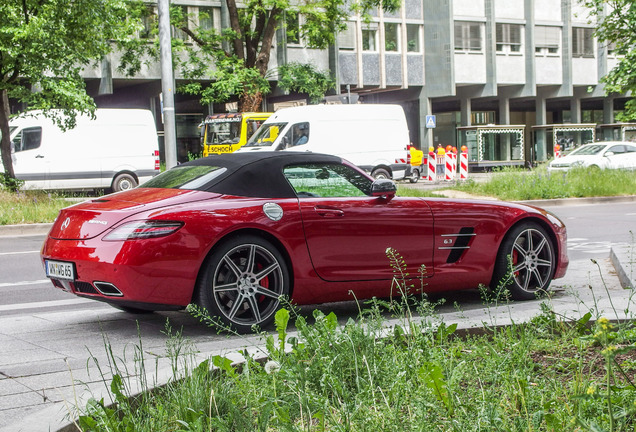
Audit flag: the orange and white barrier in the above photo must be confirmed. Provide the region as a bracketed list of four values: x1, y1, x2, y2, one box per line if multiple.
[460, 147, 468, 180]
[426, 151, 436, 182]
[554, 144, 561, 159]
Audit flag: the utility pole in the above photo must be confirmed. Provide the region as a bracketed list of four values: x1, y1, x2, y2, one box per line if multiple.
[157, 0, 178, 169]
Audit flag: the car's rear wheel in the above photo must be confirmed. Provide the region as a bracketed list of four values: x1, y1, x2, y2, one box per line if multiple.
[112, 173, 138, 192]
[196, 235, 289, 333]
[371, 168, 391, 180]
[409, 168, 420, 183]
[491, 222, 556, 300]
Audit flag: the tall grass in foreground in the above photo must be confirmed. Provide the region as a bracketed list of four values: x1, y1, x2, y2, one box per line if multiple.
[75, 305, 636, 432]
[0, 190, 78, 224]
[75, 248, 636, 432]
[452, 166, 636, 201]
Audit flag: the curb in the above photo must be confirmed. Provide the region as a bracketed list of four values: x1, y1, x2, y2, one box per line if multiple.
[0, 223, 53, 237]
[611, 244, 636, 290]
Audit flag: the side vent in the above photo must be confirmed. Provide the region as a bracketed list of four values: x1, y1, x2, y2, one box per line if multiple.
[440, 227, 476, 263]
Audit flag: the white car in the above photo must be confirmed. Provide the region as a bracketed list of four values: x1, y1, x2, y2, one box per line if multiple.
[548, 142, 636, 171]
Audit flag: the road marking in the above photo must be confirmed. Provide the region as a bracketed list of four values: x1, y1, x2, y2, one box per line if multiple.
[0, 250, 40, 256]
[0, 279, 50, 288]
[0, 298, 96, 312]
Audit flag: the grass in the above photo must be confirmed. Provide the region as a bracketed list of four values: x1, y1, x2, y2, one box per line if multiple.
[75, 301, 636, 431]
[1, 165, 635, 225]
[71, 249, 636, 432]
[450, 166, 636, 201]
[0, 189, 80, 225]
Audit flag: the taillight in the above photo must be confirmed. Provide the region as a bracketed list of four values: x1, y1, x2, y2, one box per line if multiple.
[154, 150, 160, 171]
[103, 220, 183, 241]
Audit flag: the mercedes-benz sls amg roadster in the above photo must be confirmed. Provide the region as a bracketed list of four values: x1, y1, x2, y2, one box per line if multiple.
[42, 152, 568, 332]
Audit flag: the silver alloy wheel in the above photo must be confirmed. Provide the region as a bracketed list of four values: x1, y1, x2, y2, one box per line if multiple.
[212, 243, 284, 326]
[509, 227, 554, 293]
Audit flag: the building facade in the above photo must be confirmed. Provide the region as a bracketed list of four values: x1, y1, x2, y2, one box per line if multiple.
[77, 0, 627, 167]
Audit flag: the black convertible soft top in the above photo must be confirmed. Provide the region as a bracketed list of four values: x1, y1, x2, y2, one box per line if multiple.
[177, 151, 346, 198]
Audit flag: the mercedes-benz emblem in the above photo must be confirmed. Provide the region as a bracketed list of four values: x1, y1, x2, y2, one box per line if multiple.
[61, 217, 71, 230]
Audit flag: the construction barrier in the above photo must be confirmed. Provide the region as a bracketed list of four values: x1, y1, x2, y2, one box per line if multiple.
[460, 148, 468, 180]
[554, 143, 561, 159]
[426, 151, 436, 182]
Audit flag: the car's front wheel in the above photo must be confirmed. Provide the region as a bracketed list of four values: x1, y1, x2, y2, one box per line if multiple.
[491, 222, 556, 300]
[196, 235, 289, 333]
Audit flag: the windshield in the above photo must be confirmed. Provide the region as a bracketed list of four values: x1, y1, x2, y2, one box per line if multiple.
[569, 144, 606, 156]
[245, 122, 287, 147]
[141, 165, 227, 190]
[205, 120, 241, 145]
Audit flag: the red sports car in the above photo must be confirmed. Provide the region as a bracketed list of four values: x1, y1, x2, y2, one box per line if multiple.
[42, 152, 568, 332]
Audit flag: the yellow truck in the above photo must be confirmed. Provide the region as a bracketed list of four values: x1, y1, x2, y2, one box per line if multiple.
[201, 112, 272, 156]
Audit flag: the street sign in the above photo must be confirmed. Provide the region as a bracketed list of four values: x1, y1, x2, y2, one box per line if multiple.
[426, 115, 436, 128]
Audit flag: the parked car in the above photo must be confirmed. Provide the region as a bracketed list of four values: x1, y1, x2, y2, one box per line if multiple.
[239, 104, 410, 180]
[5, 109, 160, 191]
[548, 142, 636, 171]
[42, 152, 568, 333]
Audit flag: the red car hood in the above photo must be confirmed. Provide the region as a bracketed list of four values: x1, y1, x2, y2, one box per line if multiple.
[48, 188, 221, 240]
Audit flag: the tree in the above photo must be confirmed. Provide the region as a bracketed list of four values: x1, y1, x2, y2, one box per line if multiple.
[0, 0, 139, 184]
[147, 0, 400, 112]
[583, 0, 636, 120]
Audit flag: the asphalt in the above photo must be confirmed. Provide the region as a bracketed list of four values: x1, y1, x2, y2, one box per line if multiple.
[0, 190, 635, 432]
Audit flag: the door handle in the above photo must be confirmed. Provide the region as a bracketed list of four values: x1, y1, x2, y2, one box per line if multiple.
[314, 206, 344, 217]
[35, 155, 44, 158]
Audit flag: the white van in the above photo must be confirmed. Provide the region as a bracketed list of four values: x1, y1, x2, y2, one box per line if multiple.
[239, 104, 409, 180]
[5, 109, 160, 191]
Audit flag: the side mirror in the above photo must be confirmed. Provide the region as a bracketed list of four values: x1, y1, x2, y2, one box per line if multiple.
[604, 151, 614, 157]
[371, 179, 397, 199]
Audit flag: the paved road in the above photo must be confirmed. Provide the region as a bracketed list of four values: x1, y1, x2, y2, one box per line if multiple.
[0, 199, 634, 431]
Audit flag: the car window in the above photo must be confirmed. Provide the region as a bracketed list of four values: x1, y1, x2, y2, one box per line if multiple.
[142, 165, 227, 189]
[12, 127, 42, 152]
[244, 122, 286, 147]
[625, 145, 636, 153]
[283, 163, 372, 198]
[607, 145, 626, 154]
[570, 144, 605, 155]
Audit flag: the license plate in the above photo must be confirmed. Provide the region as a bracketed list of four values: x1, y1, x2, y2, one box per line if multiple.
[45, 260, 75, 281]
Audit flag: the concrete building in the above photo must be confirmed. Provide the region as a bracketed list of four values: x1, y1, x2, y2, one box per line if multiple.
[77, 0, 627, 168]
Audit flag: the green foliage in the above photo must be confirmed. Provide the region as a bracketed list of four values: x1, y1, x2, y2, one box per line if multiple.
[583, 0, 636, 119]
[277, 62, 336, 103]
[0, 190, 77, 225]
[445, 165, 636, 201]
[0, 0, 141, 177]
[76, 305, 636, 431]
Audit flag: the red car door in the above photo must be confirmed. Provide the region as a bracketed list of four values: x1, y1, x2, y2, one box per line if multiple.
[283, 163, 434, 282]
[297, 196, 434, 281]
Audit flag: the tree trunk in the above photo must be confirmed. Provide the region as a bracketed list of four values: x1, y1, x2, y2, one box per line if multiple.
[239, 91, 263, 113]
[0, 89, 16, 180]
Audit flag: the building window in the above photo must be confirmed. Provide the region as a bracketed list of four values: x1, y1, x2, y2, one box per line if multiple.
[572, 27, 594, 57]
[496, 23, 522, 53]
[406, 24, 420, 53]
[362, 24, 378, 51]
[338, 21, 356, 50]
[286, 11, 300, 45]
[172, 5, 189, 41]
[535, 25, 559, 55]
[139, 5, 156, 39]
[198, 7, 213, 32]
[607, 41, 617, 56]
[384, 22, 399, 52]
[454, 21, 481, 51]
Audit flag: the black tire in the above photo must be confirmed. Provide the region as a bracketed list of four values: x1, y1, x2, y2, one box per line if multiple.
[409, 168, 420, 183]
[196, 235, 289, 333]
[371, 168, 391, 180]
[491, 222, 556, 300]
[112, 173, 138, 192]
